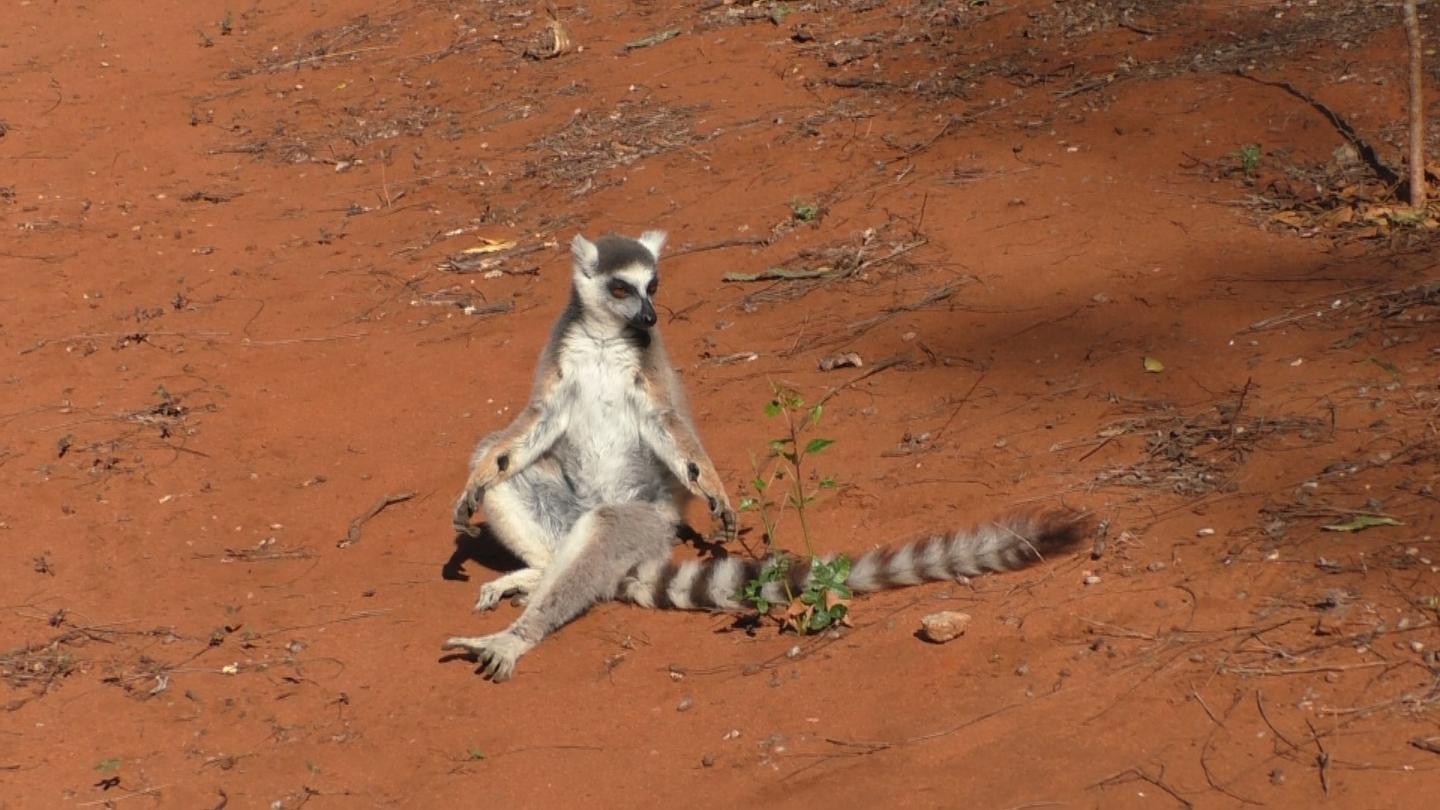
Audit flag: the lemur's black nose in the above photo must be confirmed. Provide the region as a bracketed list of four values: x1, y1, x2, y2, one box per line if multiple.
[633, 300, 657, 328]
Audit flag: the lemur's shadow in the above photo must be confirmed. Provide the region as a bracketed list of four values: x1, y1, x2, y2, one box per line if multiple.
[442, 522, 734, 583]
[442, 525, 519, 582]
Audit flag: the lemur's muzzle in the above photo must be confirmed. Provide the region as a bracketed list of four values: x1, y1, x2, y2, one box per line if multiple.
[629, 299, 657, 329]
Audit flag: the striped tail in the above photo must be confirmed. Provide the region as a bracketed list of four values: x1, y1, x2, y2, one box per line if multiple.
[617, 508, 1091, 611]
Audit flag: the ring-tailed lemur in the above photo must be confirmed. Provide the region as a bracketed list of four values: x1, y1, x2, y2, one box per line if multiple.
[444, 230, 1090, 681]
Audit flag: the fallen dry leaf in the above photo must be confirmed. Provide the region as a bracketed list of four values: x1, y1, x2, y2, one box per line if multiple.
[461, 238, 518, 255]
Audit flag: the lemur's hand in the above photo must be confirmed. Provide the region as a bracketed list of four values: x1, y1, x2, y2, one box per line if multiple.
[707, 492, 739, 544]
[452, 485, 484, 537]
[686, 461, 736, 542]
[717, 503, 738, 544]
[453, 449, 513, 535]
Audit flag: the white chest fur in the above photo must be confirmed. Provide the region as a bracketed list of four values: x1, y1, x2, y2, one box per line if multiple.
[555, 330, 649, 497]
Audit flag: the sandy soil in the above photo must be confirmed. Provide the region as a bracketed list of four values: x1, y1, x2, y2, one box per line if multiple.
[3, 1, 1438, 807]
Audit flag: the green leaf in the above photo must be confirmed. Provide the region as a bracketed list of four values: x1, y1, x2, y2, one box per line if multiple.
[809, 404, 823, 425]
[764, 400, 782, 418]
[738, 497, 756, 512]
[757, 557, 789, 584]
[468, 747, 486, 761]
[1321, 515, 1403, 533]
[95, 758, 122, 773]
[818, 476, 838, 489]
[804, 438, 835, 455]
[751, 477, 767, 493]
[1143, 356, 1165, 373]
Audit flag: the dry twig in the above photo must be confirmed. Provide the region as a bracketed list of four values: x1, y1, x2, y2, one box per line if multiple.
[337, 491, 417, 548]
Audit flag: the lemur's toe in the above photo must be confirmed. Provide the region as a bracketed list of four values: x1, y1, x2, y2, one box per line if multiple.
[473, 584, 505, 612]
[444, 633, 528, 682]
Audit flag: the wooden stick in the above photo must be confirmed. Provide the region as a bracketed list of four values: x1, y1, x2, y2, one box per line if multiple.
[1403, 0, 1426, 208]
[337, 491, 416, 548]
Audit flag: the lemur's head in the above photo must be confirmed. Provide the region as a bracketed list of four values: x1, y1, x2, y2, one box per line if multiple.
[570, 230, 665, 331]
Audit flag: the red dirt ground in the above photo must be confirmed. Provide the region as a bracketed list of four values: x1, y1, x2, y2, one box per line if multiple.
[3, 1, 1439, 807]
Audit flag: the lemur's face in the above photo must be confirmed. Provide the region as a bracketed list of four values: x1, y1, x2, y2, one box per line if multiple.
[571, 231, 666, 331]
[599, 263, 658, 329]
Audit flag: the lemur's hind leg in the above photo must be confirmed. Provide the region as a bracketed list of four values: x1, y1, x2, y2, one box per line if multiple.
[444, 502, 676, 681]
[464, 458, 580, 612]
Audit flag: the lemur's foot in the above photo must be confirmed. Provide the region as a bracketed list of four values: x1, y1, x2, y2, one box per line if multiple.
[443, 632, 533, 682]
[473, 568, 543, 612]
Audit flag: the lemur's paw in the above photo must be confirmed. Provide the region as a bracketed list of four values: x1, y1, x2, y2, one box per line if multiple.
[474, 569, 542, 612]
[473, 584, 503, 612]
[710, 500, 738, 543]
[443, 632, 531, 682]
[452, 490, 483, 537]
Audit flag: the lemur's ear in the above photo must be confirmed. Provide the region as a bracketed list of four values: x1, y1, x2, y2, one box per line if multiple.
[571, 234, 599, 277]
[637, 230, 667, 259]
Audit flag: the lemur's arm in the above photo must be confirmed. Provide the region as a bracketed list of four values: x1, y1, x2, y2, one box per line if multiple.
[474, 400, 569, 485]
[453, 371, 571, 534]
[634, 383, 737, 542]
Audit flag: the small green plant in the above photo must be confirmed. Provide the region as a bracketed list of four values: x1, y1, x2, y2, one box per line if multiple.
[467, 747, 486, 761]
[1237, 143, 1262, 177]
[794, 556, 852, 632]
[739, 556, 790, 614]
[790, 199, 821, 223]
[94, 757, 122, 773]
[737, 384, 850, 633]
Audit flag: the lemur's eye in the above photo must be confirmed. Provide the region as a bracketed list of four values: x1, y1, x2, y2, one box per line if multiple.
[609, 285, 629, 299]
[646, 280, 658, 296]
